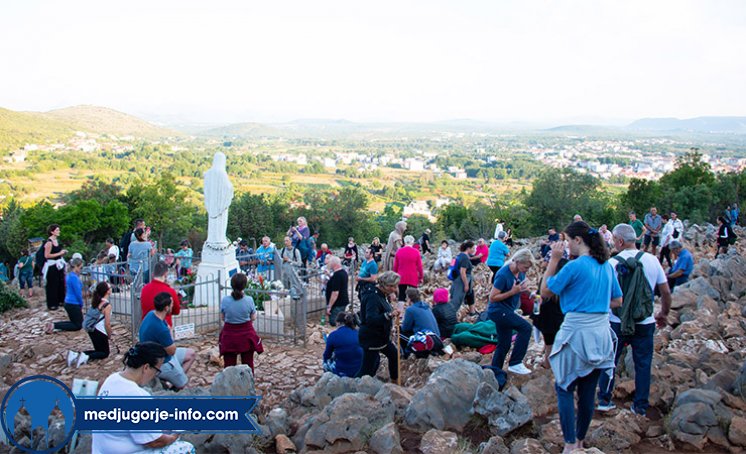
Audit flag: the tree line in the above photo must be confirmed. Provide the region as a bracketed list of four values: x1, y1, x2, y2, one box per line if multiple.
[0, 151, 741, 263]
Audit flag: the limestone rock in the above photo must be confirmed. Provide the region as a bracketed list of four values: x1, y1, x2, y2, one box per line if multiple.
[368, 422, 403, 454]
[266, 407, 289, 437]
[728, 415, 746, 447]
[520, 374, 555, 417]
[374, 383, 414, 420]
[275, 434, 296, 453]
[509, 438, 548, 454]
[210, 365, 256, 397]
[404, 359, 490, 432]
[587, 412, 642, 452]
[473, 383, 532, 436]
[419, 429, 458, 454]
[478, 435, 509, 454]
[204, 433, 258, 453]
[298, 393, 395, 453]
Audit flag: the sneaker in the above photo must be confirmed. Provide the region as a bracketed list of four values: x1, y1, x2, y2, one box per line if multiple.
[507, 363, 532, 375]
[630, 404, 646, 417]
[76, 352, 89, 368]
[67, 351, 79, 368]
[596, 401, 617, 412]
[45, 322, 54, 334]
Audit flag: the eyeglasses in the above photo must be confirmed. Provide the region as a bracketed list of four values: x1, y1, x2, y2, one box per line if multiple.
[151, 365, 162, 377]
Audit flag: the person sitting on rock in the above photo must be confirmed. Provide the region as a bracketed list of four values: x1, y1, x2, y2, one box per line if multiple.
[431, 287, 457, 339]
[433, 240, 452, 272]
[93, 342, 195, 453]
[138, 292, 196, 390]
[667, 240, 693, 291]
[323, 312, 363, 377]
[400, 287, 444, 358]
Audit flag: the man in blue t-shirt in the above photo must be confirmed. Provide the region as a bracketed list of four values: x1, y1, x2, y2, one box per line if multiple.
[486, 249, 534, 376]
[139, 292, 196, 390]
[667, 241, 693, 291]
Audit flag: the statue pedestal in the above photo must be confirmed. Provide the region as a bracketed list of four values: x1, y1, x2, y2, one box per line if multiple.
[194, 241, 239, 307]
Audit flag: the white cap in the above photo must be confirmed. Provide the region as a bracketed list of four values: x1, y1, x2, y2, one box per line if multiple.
[72, 252, 83, 261]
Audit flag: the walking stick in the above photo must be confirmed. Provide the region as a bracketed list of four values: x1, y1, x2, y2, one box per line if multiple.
[395, 311, 401, 386]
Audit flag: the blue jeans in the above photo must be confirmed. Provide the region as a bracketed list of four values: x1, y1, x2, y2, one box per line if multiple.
[557, 368, 601, 444]
[487, 303, 531, 369]
[597, 321, 654, 414]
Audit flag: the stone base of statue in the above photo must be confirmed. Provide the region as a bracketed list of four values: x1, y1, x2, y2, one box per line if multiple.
[194, 240, 239, 307]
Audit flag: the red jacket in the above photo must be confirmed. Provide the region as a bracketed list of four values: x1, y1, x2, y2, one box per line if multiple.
[140, 279, 181, 327]
[393, 246, 423, 287]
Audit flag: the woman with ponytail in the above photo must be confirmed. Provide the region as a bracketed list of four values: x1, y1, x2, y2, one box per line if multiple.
[93, 342, 195, 453]
[323, 311, 363, 377]
[219, 273, 263, 372]
[540, 221, 621, 454]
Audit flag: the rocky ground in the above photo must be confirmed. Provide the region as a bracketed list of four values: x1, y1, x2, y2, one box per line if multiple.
[2, 223, 746, 453]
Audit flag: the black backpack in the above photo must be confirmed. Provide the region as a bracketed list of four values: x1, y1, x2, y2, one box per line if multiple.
[35, 240, 48, 271]
[83, 302, 110, 333]
[728, 226, 738, 245]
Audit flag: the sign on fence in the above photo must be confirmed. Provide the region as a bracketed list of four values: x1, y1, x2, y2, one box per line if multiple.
[174, 323, 196, 340]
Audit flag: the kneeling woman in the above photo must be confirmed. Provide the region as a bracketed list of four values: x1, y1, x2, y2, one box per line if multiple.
[93, 342, 195, 453]
[323, 312, 363, 377]
[356, 271, 400, 383]
[541, 222, 621, 454]
[219, 273, 263, 372]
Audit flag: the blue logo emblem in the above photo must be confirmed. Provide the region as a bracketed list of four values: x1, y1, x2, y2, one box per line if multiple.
[1, 375, 76, 453]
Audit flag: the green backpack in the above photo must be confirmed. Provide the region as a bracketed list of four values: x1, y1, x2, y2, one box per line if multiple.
[611, 252, 654, 336]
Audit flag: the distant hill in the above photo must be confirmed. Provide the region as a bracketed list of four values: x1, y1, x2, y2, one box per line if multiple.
[203, 122, 287, 138]
[628, 116, 746, 134]
[0, 108, 74, 151]
[44, 105, 177, 138]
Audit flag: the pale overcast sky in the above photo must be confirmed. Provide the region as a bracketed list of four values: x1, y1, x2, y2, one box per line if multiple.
[1, 0, 744, 124]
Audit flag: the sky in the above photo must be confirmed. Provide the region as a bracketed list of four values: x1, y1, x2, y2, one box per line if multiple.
[1, 0, 745, 124]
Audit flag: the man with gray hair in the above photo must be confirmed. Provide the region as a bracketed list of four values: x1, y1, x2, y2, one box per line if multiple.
[597, 223, 672, 416]
[325, 256, 350, 326]
[666, 240, 693, 291]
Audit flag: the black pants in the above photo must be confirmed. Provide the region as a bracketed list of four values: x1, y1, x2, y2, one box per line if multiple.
[85, 330, 110, 360]
[398, 284, 413, 302]
[659, 246, 672, 268]
[489, 266, 500, 284]
[357, 342, 398, 381]
[54, 304, 83, 331]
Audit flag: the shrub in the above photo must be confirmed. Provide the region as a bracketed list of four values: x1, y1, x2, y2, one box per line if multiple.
[0, 280, 28, 313]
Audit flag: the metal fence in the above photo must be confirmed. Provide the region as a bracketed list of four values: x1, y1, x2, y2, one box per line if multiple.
[79, 249, 363, 347]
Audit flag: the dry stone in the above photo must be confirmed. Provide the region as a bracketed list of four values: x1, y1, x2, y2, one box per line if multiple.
[275, 434, 296, 453]
[728, 415, 746, 447]
[419, 429, 458, 454]
[210, 365, 256, 396]
[478, 435, 509, 454]
[473, 383, 532, 436]
[368, 422, 403, 454]
[509, 438, 548, 454]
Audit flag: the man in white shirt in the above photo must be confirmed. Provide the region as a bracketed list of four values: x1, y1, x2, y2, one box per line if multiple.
[669, 211, 684, 240]
[658, 215, 674, 269]
[106, 238, 120, 261]
[597, 223, 672, 417]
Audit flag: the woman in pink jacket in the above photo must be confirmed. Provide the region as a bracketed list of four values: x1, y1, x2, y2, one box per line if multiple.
[393, 235, 423, 302]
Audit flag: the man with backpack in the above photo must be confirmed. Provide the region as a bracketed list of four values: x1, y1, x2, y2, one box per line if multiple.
[597, 224, 672, 416]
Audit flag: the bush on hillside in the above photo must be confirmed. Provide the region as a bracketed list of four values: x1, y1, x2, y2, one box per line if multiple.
[0, 280, 27, 313]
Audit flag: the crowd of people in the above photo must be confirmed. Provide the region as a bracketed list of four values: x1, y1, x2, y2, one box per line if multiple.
[6, 202, 740, 454]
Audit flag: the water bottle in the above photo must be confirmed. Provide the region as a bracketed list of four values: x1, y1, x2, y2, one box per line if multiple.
[320, 313, 326, 326]
[533, 294, 541, 315]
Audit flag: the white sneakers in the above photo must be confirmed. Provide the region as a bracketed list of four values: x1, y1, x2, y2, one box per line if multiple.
[67, 351, 89, 368]
[67, 351, 78, 367]
[507, 364, 532, 375]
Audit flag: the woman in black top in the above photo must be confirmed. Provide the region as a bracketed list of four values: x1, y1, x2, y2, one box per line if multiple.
[369, 237, 383, 263]
[44, 224, 68, 311]
[356, 271, 400, 382]
[532, 258, 568, 368]
[716, 216, 730, 257]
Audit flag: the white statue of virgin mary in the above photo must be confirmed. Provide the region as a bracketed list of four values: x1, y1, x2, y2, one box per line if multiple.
[204, 152, 234, 245]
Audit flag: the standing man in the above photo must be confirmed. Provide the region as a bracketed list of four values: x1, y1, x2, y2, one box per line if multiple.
[643, 207, 663, 256]
[392, 236, 424, 302]
[140, 261, 181, 327]
[669, 211, 684, 239]
[597, 224, 672, 416]
[628, 211, 645, 250]
[236, 240, 254, 273]
[731, 203, 740, 226]
[667, 241, 694, 291]
[325, 256, 350, 326]
[487, 231, 511, 282]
